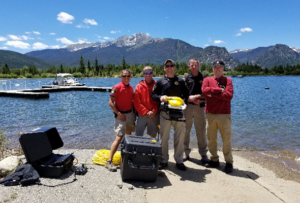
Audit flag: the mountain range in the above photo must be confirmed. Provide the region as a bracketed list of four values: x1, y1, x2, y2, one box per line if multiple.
[1, 33, 300, 70]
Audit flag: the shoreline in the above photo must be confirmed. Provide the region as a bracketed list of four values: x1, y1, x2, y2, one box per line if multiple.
[1, 149, 300, 203]
[233, 150, 300, 184]
[1, 148, 300, 183]
[1, 148, 299, 183]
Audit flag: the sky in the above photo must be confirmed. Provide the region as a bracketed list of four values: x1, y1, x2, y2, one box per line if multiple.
[1, 0, 300, 54]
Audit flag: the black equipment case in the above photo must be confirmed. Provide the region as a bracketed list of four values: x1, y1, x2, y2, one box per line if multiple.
[120, 135, 162, 182]
[19, 127, 74, 178]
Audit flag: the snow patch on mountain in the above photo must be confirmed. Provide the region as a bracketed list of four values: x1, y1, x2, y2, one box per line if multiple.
[229, 48, 254, 54]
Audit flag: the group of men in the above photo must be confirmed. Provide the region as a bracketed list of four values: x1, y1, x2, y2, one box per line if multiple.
[105, 58, 234, 174]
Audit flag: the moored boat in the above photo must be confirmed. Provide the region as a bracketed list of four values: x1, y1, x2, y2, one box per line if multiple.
[52, 73, 85, 86]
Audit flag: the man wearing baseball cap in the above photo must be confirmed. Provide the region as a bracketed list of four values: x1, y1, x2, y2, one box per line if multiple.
[152, 59, 189, 171]
[201, 60, 234, 173]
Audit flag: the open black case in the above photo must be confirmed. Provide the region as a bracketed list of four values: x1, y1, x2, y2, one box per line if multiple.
[19, 127, 74, 178]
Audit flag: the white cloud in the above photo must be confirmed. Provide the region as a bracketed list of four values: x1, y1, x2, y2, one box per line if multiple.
[214, 40, 224, 44]
[76, 24, 89, 28]
[33, 31, 41, 35]
[145, 32, 150, 36]
[56, 37, 74, 45]
[51, 45, 60, 49]
[240, 27, 253, 32]
[8, 35, 21, 40]
[21, 35, 33, 40]
[0, 46, 8, 49]
[204, 44, 209, 47]
[32, 42, 49, 49]
[78, 39, 88, 43]
[25, 31, 31, 34]
[0, 36, 7, 41]
[83, 18, 97, 25]
[103, 36, 113, 40]
[57, 12, 75, 24]
[110, 30, 121, 34]
[236, 27, 253, 36]
[49, 32, 56, 35]
[5, 41, 30, 49]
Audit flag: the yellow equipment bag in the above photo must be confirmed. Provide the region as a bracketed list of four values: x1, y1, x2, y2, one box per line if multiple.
[92, 149, 121, 166]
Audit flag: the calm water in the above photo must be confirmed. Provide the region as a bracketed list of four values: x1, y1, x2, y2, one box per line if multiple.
[1, 76, 300, 158]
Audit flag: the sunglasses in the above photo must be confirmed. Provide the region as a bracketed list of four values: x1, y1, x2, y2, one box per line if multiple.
[143, 72, 153, 76]
[122, 75, 131, 78]
[165, 65, 175, 68]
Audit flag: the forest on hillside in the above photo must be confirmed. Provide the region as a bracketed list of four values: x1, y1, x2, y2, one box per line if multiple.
[1, 56, 300, 79]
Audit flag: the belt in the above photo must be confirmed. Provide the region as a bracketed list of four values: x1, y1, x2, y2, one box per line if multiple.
[188, 102, 205, 108]
[119, 109, 132, 114]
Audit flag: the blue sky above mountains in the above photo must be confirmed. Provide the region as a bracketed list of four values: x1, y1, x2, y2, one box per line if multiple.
[0, 0, 299, 54]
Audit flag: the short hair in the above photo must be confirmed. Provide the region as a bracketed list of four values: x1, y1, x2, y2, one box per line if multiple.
[120, 69, 131, 77]
[143, 66, 153, 72]
[189, 58, 199, 66]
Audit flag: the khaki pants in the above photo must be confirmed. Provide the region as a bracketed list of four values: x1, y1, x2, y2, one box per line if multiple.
[184, 104, 207, 157]
[136, 114, 159, 137]
[206, 113, 233, 164]
[159, 113, 186, 164]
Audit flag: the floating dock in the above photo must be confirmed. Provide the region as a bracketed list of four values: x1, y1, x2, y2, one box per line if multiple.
[0, 86, 112, 99]
[0, 90, 49, 99]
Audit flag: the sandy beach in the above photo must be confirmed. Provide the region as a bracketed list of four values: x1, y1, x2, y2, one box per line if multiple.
[1, 149, 300, 203]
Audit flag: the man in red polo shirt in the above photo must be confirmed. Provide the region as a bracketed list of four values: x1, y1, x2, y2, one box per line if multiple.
[202, 60, 234, 174]
[106, 69, 135, 172]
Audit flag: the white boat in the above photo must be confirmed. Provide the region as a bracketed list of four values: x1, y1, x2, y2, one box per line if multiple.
[52, 73, 85, 86]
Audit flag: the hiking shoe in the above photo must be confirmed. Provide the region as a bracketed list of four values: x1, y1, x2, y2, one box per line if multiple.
[205, 160, 220, 168]
[176, 163, 187, 171]
[105, 161, 117, 172]
[224, 163, 233, 174]
[158, 162, 168, 170]
[183, 155, 190, 162]
[200, 155, 209, 165]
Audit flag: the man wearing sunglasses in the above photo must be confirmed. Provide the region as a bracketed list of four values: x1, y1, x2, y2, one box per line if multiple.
[152, 59, 189, 171]
[183, 58, 209, 165]
[106, 69, 135, 172]
[133, 66, 159, 138]
[202, 60, 234, 174]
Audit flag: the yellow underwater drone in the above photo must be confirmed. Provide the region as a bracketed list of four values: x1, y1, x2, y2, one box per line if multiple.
[160, 96, 186, 121]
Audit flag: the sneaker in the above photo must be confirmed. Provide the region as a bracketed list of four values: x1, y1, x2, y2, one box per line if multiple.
[105, 161, 117, 172]
[183, 155, 190, 162]
[176, 163, 187, 171]
[205, 160, 220, 168]
[158, 162, 168, 170]
[224, 163, 233, 174]
[200, 155, 209, 165]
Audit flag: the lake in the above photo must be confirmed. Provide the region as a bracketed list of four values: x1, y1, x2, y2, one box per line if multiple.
[1, 76, 300, 160]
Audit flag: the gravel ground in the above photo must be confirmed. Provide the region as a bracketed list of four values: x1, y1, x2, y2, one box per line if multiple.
[1, 148, 300, 203]
[0, 149, 146, 203]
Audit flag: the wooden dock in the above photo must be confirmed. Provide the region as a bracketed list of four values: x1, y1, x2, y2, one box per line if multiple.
[0, 90, 49, 99]
[0, 86, 112, 99]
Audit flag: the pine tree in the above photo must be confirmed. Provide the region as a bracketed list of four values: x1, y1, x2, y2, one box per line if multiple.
[122, 57, 127, 70]
[1, 63, 10, 74]
[79, 56, 85, 74]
